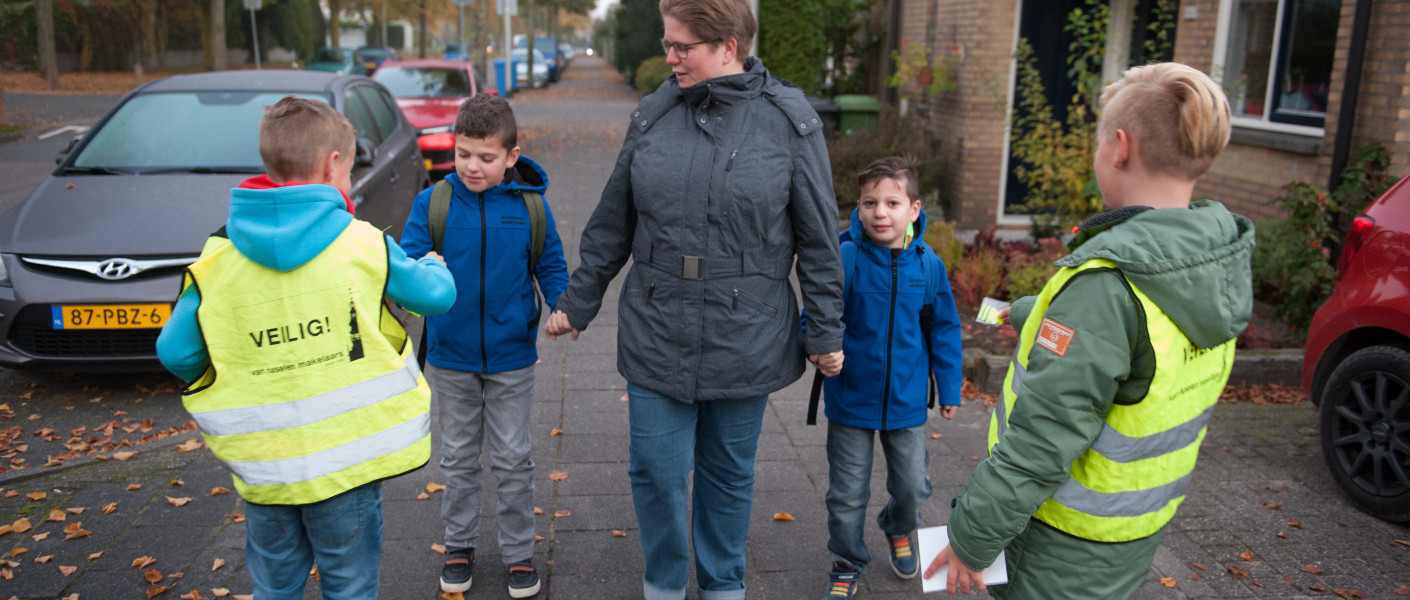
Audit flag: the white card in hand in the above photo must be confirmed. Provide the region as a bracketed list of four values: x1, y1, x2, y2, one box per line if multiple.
[917, 525, 1009, 593]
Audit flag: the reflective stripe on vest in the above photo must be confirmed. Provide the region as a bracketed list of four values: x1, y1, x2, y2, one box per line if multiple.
[988, 258, 1234, 542]
[182, 222, 431, 505]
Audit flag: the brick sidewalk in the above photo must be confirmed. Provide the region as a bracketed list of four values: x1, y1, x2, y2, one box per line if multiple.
[1, 57, 1406, 600]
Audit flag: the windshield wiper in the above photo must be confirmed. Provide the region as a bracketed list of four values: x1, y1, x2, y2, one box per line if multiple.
[133, 166, 266, 175]
[60, 166, 132, 175]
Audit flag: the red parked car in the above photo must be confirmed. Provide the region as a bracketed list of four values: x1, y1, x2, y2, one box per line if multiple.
[1303, 171, 1410, 522]
[372, 59, 494, 178]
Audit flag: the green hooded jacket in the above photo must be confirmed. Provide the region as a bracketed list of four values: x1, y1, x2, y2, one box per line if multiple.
[947, 200, 1254, 599]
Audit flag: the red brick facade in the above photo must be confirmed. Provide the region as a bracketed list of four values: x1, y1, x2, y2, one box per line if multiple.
[914, 0, 1410, 229]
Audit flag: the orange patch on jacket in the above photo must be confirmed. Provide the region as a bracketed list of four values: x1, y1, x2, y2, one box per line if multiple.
[1035, 318, 1075, 357]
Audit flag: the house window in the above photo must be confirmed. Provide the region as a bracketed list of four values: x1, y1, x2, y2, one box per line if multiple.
[1220, 0, 1340, 129]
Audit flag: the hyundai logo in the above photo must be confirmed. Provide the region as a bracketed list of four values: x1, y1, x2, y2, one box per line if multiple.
[95, 259, 138, 280]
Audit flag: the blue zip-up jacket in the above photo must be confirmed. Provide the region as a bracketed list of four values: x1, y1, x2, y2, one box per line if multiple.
[398, 157, 569, 373]
[823, 207, 963, 431]
[156, 183, 457, 381]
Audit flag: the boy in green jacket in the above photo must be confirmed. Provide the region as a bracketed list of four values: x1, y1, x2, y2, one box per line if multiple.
[924, 62, 1255, 598]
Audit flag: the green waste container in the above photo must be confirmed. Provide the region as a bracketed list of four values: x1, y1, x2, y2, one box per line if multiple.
[835, 94, 881, 134]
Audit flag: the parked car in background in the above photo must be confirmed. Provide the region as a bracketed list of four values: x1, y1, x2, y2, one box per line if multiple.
[373, 59, 487, 179]
[1303, 171, 1410, 522]
[511, 48, 550, 88]
[356, 45, 401, 75]
[444, 42, 466, 61]
[513, 36, 562, 82]
[306, 47, 367, 75]
[0, 70, 429, 370]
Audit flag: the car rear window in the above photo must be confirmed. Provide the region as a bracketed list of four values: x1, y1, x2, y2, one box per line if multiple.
[374, 67, 473, 98]
[73, 91, 331, 171]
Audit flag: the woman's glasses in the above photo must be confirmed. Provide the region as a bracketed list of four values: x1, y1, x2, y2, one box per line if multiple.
[660, 38, 720, 59]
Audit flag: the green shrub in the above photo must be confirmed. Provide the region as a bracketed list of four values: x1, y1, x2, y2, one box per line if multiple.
[634, 56, 671, 95]
[923, 219, 963, 273]
[1004, 238, 1066, 298]
[826, 105, 943, 217]
[758, 0, 826, 94]
[949, 245, 1006, 310]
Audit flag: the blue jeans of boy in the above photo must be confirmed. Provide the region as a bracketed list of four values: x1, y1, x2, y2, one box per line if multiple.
[244, 481, 383, 600]
[825, 421, 931, 569]
[627, 383, 768, 600]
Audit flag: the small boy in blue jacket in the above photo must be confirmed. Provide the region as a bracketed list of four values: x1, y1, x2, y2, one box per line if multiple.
[398, 93, 568, 598]
[821, 156, 963, 599]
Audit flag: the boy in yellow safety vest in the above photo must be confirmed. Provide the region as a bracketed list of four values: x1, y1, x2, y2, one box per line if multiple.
[923, 63, 1255, 598]
[157, 96, 457, 600]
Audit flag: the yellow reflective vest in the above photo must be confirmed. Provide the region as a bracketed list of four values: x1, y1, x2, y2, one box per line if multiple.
[988, 258, 1234, 542]
[181, 222, 431, 505]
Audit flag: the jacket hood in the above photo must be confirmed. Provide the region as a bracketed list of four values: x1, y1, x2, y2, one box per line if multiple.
[225, 184, 354, 273]
[843, 204, 931, 252]
[675, 57, 780, 108]
[445, 155, 549, 196]
[1059, 199, 1255, 348]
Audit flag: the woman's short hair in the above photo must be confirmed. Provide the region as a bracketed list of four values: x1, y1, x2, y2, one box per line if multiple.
[455, 93, 518, 150]
[1099, 62, 1231, 181]
[659, 0, 756, 57]
[259, 95, 356, 181]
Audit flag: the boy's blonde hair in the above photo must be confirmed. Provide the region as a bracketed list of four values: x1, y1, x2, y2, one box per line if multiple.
[259, 95, 356, 181]
[1099, 62, 1230, 181]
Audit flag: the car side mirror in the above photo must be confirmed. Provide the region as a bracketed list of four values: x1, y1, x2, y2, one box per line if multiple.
[55, 137, 79, 165]
[355, 138, 376, 167]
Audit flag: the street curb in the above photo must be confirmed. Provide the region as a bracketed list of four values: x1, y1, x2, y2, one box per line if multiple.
[962, 347, 1305, 396]
[0, 426, 201, 486]
[0, 128, 28, 144]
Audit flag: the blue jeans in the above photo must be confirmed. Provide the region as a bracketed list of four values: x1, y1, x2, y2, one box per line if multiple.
[825, 422, 931, 569]
[244, 482, 384, 600]
[627, 383, 767, 600]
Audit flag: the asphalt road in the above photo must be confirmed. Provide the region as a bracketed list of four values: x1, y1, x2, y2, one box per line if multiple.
[0, 93, 122, 216]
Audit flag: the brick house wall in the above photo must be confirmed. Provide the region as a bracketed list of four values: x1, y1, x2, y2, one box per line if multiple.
[916, 0, 1410, 230]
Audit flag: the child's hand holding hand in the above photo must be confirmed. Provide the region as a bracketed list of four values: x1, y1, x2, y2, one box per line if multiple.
[939, 405, 958, 420]
[544, 310, 580, 341]
[423, 251, 447, 266]
[810, 351, 844, 377]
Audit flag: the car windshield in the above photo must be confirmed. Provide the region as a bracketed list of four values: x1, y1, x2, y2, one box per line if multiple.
[72, 91, 330, 172]
[361, 48, 391, 59]
[510, 49, 545, 62]
[312, 48, 349, 63]
[375, 67, 472, 98]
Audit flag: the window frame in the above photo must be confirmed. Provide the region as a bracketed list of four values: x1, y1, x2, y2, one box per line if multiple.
[1211, 0, 1336, 138]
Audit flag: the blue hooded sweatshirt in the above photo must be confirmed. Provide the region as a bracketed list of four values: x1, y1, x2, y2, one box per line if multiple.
[156, 183, 457, 381]
[398, 157, 569, 373]
[823, 206, 963, 431]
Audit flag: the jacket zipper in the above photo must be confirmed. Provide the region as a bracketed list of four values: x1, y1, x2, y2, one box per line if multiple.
[881, 250, 898, 429]
[478, 191, 488, 373]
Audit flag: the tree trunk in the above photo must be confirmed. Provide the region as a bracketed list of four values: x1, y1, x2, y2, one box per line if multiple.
[139, 0, 158, 68]
[329, 0, 341, 47]
[0, 86, 8, 124]
[212, 0, 227, 70]
[419, 0, 428, 58]
[35, 0, 59, 89]
[477, 0, 490, 85]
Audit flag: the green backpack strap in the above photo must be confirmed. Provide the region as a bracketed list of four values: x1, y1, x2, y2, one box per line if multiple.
[428, 180, 453, 253]
[522, 191, 546, 273]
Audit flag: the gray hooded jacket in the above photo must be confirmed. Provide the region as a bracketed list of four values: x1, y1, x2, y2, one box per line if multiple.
[556, 58, 844, 401]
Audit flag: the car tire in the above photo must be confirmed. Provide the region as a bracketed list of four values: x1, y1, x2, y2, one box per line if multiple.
[1319, 345, 1410, 522]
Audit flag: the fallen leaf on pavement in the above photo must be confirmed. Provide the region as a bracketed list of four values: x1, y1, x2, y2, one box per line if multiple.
[1285, 577, 1295, 582]
[612, 530, 626, 537]
[212, 589, 230, 597]
[44, 456, 64, 467]
[145, 568, 164, 582]
[1160, 577, 1175, 588]
[310, 565, 319, 580]
[10, 518, 31, 533]
[210, 487, 230, 496]
[1311, 583, 1326, 591]
[535, 535, 543, 542]
[88, 551, 103, 560]
[65, 507, 84, 514]
[176, 439, 202, 453]
[9, 547, 27, 557]
[147, 585, 169, 598]
[550, 428, 563, 437]
[930, 433, 942, 439]
[0, 525, 10, 536]
[229, 513, 245, 523]
[27, 491, 45, 500]
[0, 566, 10, 580]
[180, 590, 202, 600]
[1302, 564, 1324, 574]
[32, 532, 49, 541]
[35, 554, 53, 563]
[431, 543, 446, 554]
[63, 592, 78, 599]
[58, 564, 77, 576]
[773, 512, 795, 521]
[553, 510, 571, 517]
[1252, 579, 1263, 588]
[102, 502, 118, 514]
[620, 394, 628, 402]
[166, 497, 193, 507]
[1277, 531, 1286, 538]
[548, 471, 569, 481]
[533, 506, 543, 515]
[132, 556, 157, 568]
[415, 492, 430, 500]
[112, 452, 137, 461]
[3, 491, 15, 498]
[1394, 584, 1410, 595]
[1227, 565, 1248, 579]
[1287, 518, 1303, 528]
[1266, 501, 1283, 510]
[233, 595, 253, 600]
[211, 558, 225, 571]
[442, 593, 465, 600]
[1333, 590, 1365, 599]
[425, 482, 445, 493]
[1396, 539, 1410, 547]
[171, 480, 184, 487]
[47, 509, 67, 522]
[127, 484, 143, 491]
[1240, 551, 1254, 561]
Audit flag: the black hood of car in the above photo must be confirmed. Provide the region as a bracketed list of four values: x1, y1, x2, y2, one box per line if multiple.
[0, 173, 247, 257]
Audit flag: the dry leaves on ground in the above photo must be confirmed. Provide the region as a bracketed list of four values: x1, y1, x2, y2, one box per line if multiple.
[1394, 584, 1410, 595]
[63, 522, 91, 540]
[210, 487, 230, 496]
[548, 471, 569, 482]
[1302, 564, 1324, 574]
[132, 555, 157, 568]
[773, 512, 795, 521]
[1220, 383, 1306, 404]
[58, 564, 77, 576]
[431, 543, 446, 554]
[177, 439, 203, 452]
[553, 510, 571, 518]
[211, 558, 226, 571]
[47, 509, 67, 522]
[102, 502, 118, 514]
[612, 530, 626, 537]
[1240, 551, 1254, 561]
[147, 584, 170, 598]
[145, 568, 164, 582]
[180, 590, 202, 600]
[1333, 590, 1366, 599]
[166, 497, 192, 507]
[1227, 565, 1248, 579]
[426, 482, 446, 493]
[1160, 577, 1176, 588]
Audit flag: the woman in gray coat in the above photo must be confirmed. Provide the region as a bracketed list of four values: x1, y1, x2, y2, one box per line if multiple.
[544, 0, 844, 597]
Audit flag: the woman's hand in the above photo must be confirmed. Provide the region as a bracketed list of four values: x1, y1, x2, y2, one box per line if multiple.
[923, 544, 987, 595]
[809, 351, 844, 377]
[544, 310, 580, 341]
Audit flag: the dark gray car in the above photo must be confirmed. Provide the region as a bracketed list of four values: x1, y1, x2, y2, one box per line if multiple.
[0, 70, 429, 369]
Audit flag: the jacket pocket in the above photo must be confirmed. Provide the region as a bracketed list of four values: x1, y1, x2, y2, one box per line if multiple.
[618, 272, 674, 380]
[698, 281, 788, 388]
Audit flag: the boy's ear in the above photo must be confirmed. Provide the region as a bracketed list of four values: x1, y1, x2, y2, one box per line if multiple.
[505, 146, 521, 168]
[1114, 129, 1132, 169]
[319, 149, 341, 185]
[909, 200, 922, 222]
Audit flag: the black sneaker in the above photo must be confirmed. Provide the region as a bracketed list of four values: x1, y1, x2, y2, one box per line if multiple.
[825, 560, 859, 599]
[439, 547, 474, 593]
[507, 558, 541, 598]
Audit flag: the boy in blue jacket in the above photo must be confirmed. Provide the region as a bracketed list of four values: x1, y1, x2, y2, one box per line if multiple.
[821, 156, 963, 599]
[398, 93, 568, 598]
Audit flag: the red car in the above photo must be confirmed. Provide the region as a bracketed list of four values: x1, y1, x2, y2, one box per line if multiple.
[372, 59, 495, 178]
[1303, 172, 1410, 522]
